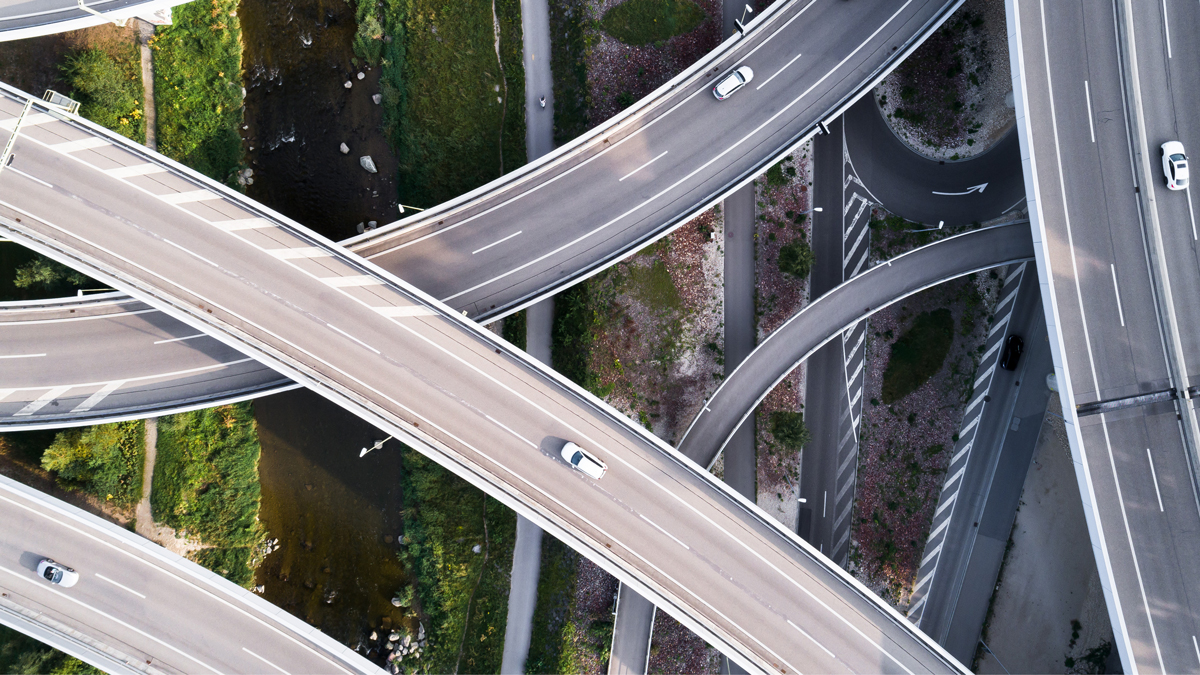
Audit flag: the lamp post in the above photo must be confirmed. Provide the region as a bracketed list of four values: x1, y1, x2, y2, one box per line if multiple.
[360, 436, 394, 457]
[735, 4, 754, 34]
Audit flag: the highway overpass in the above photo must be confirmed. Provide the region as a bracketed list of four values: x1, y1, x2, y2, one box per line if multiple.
[0, 0, 190, 41]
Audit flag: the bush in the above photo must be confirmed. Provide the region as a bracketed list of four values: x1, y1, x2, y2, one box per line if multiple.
[503, 309, 527, 350]
[13, 256, 88, 290]
[769, 411, 809, 451]
[881, 308, 954, 403]
[351, 0, 385, 65]
[599, 0, 706, 46]
[553, 283, 599, 389]
[765, 160, 788, 188]
[42, 421, 144, 507]
[60, 48, 144, 143]
[778, 240, 814, 278]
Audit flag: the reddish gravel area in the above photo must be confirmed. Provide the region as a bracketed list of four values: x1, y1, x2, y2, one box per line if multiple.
[584, 0, 722, 124]
[848, 272, 1001, 608]
[647, 611, 722, 674]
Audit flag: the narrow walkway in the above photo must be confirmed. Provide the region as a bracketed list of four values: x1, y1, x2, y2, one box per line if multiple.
[136, 18, 156, 151]
[134, 417, 157, 539]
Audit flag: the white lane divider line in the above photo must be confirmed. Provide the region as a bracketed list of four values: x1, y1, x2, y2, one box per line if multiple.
[325, 323, 380, 355]
[159, 189, 222, 205]
[268, 247, 331, 259]
[1111, 264, 1125, 327]
[618, 150, 668, 182]
[8, 167, 53, 188]
[95, 573, 146, 599]
[49, 137, 108, 153]
[1161, 0, 1172, 59]
[1187, 187, 1198, 241]
[374, 305, 436, 318]
[471, 230, 523, 255]
[163, 238, 220, 268]
[786, 620, 835, 659]
[13, 386, 71, 416]
[243, 647, 291, 675]
[757, 52, 803, 90]
[71, 380, 124, 413]
[154, 333, 206, 345]
[639, 514, 689, 550]
[105, 163, 166, 178]
[0, 112, 55, 131]
[212, 217, 273, 232]
[1084, 80, 1095, 143]
[1146, 448, 1164, 512]
[1193, 635, 1199, 666]
[0, 352, 45, 359]
[321, 275, 384, 288]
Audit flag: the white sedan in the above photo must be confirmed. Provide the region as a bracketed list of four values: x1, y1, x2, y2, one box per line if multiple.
[37, 559, 79, 587]
[713, 66, 754, 100]
[560, 442, 607, 479]
[1162, 141, 1189, 190]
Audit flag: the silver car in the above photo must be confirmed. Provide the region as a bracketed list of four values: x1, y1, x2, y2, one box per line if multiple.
[1162, 141, 1189, 190]
[560, 441, 608, 479]
[713, 66, 754, 100]
[37, 559, 79, 588]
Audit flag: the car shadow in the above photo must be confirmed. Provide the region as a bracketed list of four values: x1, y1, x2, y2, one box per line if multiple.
[18, 551, 43, 572]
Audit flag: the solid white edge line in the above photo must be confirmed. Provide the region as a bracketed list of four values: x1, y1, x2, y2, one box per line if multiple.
[243, 647, 291, 675]
[618, 150, 669, 182]
[1146, 448, 1164, 512]
[94, 572, 147, 599]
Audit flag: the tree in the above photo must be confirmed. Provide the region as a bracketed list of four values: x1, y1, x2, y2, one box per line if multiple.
[778, 240, 815, 279]
[769, 411, 810, 451]
[13, 257, 88, 290]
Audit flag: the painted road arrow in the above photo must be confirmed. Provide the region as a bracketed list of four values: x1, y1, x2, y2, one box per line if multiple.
[931, 183, 988, 196]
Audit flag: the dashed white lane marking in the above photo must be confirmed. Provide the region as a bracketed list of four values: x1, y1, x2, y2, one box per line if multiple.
[268, 247, 331, 259]
[373, 305, 436, 318]
[8, 167, 52, 188]
[639, 514, 690, 550]
[325, 323, 380, 355]
[71, 380, 125, 413]
[14, 386, 71, 416]
[95, 572, 146, 599]
[1160, 0, 1173, 59]
[1146, 448, 1164, 512]
[159, 189, 221, 205]
[471, 230, 523, 255]
[1110, 264, 1125, 327]
[50, 137, 109, 153]
[618, 150, 668, 182]
[212, 217, 273, 232]
[1084, 81, 1096, 143]
[162, 238, 219, 268]
[0, 112, 54, 131]
[1186, 186, 1198, 241]
[757, 52, 803, 90]
[0, 352, 45, 359]
[105, 163, 166, 178]
[243, 647, 291, 675]
[154, 333, 206, 345]
[1193, 635, 1199, 666]
[321, 275, 383, 288]
[787, 619, 835, 659]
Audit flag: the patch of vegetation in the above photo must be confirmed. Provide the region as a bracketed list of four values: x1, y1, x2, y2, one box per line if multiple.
[4, 250, 94, 300]
[41, 421, 144, 507]
[0, 625, 99, 674]
[350, 0, 386, 66]
[553, 283, 600, 390]
[503, 309, 527, 350]
[881, 308, 954, 404]
[399, 449, 515, 674]
[599, 0, 706, 46]
[548, 0, 590, 144]
[524, 536, 579, 674]
[777, 239, 814, 278]
[151, 403, 264, 586]
[152, 0, 244, 184]
[627, 259, 682, 314]
[769, 411, 809, 452]
[386, 0, 526, 207]
[60, 47, 145, 143]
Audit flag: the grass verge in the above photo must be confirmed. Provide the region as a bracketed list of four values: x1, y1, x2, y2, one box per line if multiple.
[151, 403, 264, 586]
[399, 449, 516, 674]
[60, 45, 145, 143]
[880, 308, 953, 404]
[152, 0, 244, 184]
[41, 421, 144, 507]
[599, 0, 706, 46]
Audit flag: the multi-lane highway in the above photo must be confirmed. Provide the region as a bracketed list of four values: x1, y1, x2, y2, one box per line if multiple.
[1011, 0, 1200, 671]
[0, 80, 964, 673]
[0, 0, 189, 41]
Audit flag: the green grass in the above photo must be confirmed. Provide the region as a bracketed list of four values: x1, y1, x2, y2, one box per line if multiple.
[60, 47, 145, 143]
[881, 308, 954, 404]
[524, 536, 579, 674]
[503, 309, 528, 350]
[777, 239, 814, 279]
[599, 0, 707, 46]
[548, 0, 589, 145]
[41, 421, 144, 507]
[552, 282, 600, 390]
[0, 625, 99, 674]
[627, 259, 682, 314]
[151, 403, 264, 586]
[152, 0, 244, 184]
[399, 449, 516, 674]
[385, 0, 526, 208]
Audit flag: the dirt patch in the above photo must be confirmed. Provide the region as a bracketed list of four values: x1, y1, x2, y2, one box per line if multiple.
[240, 0, 399, 242]
[647, 610, 721, 674]
[873, 0, 1012, 161]
[849, 270, 1001, 609]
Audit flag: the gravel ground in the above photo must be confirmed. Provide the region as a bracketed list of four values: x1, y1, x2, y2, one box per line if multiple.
[751, 148, 814, 530]
[873, 0, 1013, 161]
[848, 271, 1002, 609]
[647, 610, 723, 674]
[564, 557, 621, 674]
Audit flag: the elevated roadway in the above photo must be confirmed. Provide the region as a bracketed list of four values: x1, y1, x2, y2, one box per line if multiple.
[0, 0, 190, 41]
[0, 77, 965, 673]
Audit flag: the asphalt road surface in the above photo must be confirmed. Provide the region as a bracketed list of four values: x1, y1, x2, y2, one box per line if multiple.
[1013, 0, 1200, 671]
[0, 0, 186, 41]
[0, 84, 963, 674]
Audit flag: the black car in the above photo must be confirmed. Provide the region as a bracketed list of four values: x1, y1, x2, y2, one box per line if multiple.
[1000, 335, 1024, 371]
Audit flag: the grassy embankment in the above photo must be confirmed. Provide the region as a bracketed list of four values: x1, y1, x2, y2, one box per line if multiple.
[41, 422, 145, 507]
[150, 404, 265, 587]
[599, 0, 706, 46]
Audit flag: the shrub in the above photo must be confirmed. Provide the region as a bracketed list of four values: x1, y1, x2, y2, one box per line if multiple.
[599, 0, 706, 46]
[351, 0, 385, 65]
[765, 160, 788, 187]
[60, 48, 144, 143]
[42, 421, 144, 506]
[13, 257, 88, 290]
[778, 240, 815, 278]
[769, 411, 810, 451]
[881, 308, 954, 403]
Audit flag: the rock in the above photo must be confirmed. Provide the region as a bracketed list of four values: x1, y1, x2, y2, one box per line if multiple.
[323, 566, 331, 574]
[305, 484, 313, 491]
[373, 94, 382, 105]
[368, 221, 377, 229]
[357, 72, 365, 80]
[389, 631, 400, 642]
[323, 589, 337, 604]
[418, 624, 425, 640]
[344, 80, 353, 89]
[303, 580, 315, 589]
[356, 222, 365, 234]
[253, 585, 265, 593]
[384, 535, 394, 544]
[402, 635, 411, 647]
[339, 142, 349, 154]
[370, 631, 378, 641]
[360, 155, 378, 173]
[471, 544, 482, 554]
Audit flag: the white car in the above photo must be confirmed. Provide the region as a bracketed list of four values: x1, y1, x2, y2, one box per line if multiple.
[713, 66, 754, 100]
[37, 559, 79, 588]
[1162, 141, 1189, 190]
[560, 442, 607, 479]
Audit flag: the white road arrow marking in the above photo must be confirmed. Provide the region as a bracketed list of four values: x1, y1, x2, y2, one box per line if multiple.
[931, 183, 988, 196]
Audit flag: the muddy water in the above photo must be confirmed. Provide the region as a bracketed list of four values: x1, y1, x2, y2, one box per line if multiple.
[254, 389, 408, 654]
[239, 0, 399, 242]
